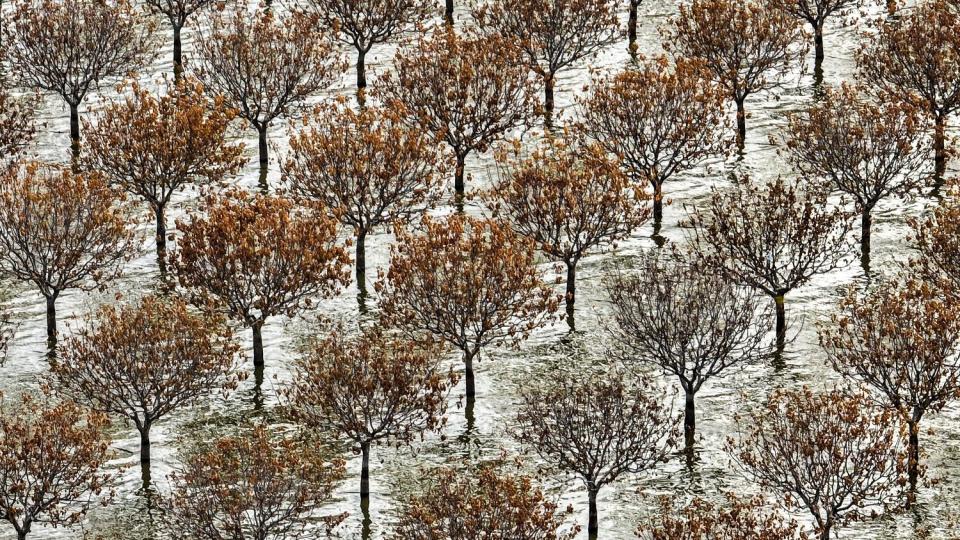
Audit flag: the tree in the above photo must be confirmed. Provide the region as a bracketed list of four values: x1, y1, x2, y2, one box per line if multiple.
[819, 276, 960, 496]
[0, 162, 139, 347]
[377, 215, 557, 405]
[769, 0, 862, 81]
[307, 0, 433, 92]
[913, 196, 960, 289]
[857, 0, 960, 181]
[627, 0, 642, 54]
[52, 295, 239, 485]
[474, 0, 621, 115]
[282, 100, 444, 290]
[488, 136, 649, 319]
[380, 28, 537, 196]
[166, 423, 346, 540]
[516, 370, 678, 537]
[664, 0, 807, 147]
[579, 55, 728, 227]
[83, 78, 245, 271]
[0, 393, 114, 540]
[687, 175, 854, 346]
[636, 494, 804, 540]
[144, 0, 219, 76]
[731, 387, 905, 540]
[783, 83, 929, 268]
[171, 189, 351, 371]
[392, 462, 579, 540]
[194, 2, 344, 175]
[289, 325, 456, 504]
[0, 87, 36, 165]
[2, 0, 155, 154]
[606, 249, 771, 449]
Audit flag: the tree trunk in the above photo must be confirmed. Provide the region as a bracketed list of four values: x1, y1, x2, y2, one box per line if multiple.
[454, 153, 467, 196]
[155, 205, 167, 274]
[139, 422, 152, 488]
[356, 49, 367, 90]
[908, 417, 920, 495]
[587, 485, 599, 538]
[45, 293, 58, 347]
[69, 101, 80, 160]
[355, 229, 367, 293]
[774, 294, 786, 345]
[257, 124, 269, 167]
[819, 519, 832, 540]
[628, 1, 639, 55]
[565, 260, 577, 313]
[860, 209, 872, 262]
[653, 181, 663, 224]
[684, 388, 696, 448]
[360, 441, 371, 499]
[813, 22, 824, 74]
[464, 350, 476, 399]
[935, 112, 947, 182]
[544, 74, 555, 114]
[445, 0, 454, 26]
[252, 322, 264, 368]
[735, 97, 746, 149]
[173, 24, 183, 79]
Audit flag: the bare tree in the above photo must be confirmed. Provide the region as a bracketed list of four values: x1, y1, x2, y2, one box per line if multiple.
[0, 162, 139, 347]
[377, 215, 558, 408]
[380, 28, 537, 197]
[171, 189, 350, 371]
[857, 0, 960, 181]
[783, 83, 930, 269]
[289, 325, 456, 505]
[516, 369, 678, 537]
[144, 0, 218, 76]
[1, 0, 155, 154]
[166, 423, 346, 540]
[731, 386, 905, 540]
[83, 78, 245, 271]
[307, 0, 433, 92]
[474, 0, 622, 116]
[636, 494, 803, 540]
[769, 0, 862, 81]
[579, 55, 728, 229]
[606, 249, 771, 449]
[664, 0, 807, 147]
[687, 175, 854, 346]
[392, 462, 579, 540]
[0, 393, 114, 540]
[53, 295, 239, 486]
[283, 100, 445, 291]
[194, 2, 345, 178]
[819, 276, 960, 496]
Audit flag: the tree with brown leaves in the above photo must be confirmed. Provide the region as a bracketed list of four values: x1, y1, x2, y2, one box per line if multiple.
[516, 370, 678, 537]
[606, 249, 771, 450]
[171, 189, 351, 371]
[83, 78, 245, 270]
[858, 0, 960, 181]
[0, 88, 36, 164]
[0, 393, 114, 540]
[489, 136, 649, 320]
[664, 0, 807, 147]
[579, 56, 728, 228]
[194, 2, 344, 176]
[53, 295, 239, 486]
[307, 0, 433, 92]
[289, 324, 455, 516]
[393, 461, 579, 540]
[730, 387, 905, 540]
[380, 28, 537, 196]
[144, 0, 218, 76]
[636, 494, 804, 540]
[819, 276, 960, 496]
[769, 0, 862, 80]
[166, 423, 346, 540]
[783, 83, 929, 268]
[688, 176, 854, 346]
[377, 215, 557, 408]
[0, 163, 139, 347]
[283, 100, 444, 291]
[913, 196, 960, 289]
[474, 0, 621, 116]
[1, 0, 155, 154]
